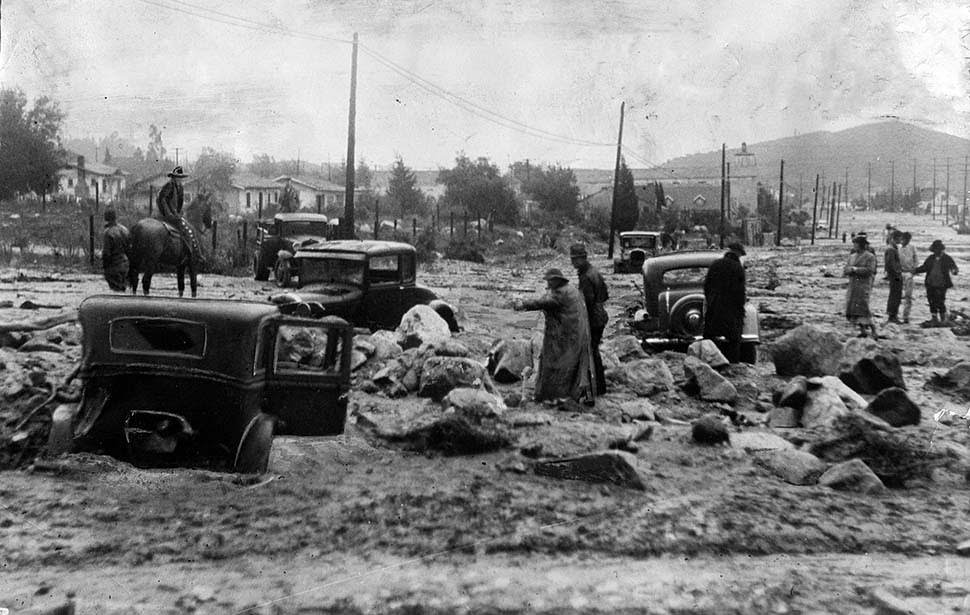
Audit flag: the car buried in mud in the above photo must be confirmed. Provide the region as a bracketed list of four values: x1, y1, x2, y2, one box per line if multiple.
[630, 251, 760, 363]
[613, 231, 665, 273]
[253, 212, 331, 286]
[55, 295, 353, 473]
[269, 240, 459, 332]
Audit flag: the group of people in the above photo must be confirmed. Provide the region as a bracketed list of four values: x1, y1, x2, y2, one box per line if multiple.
[845, 228, 959, 338]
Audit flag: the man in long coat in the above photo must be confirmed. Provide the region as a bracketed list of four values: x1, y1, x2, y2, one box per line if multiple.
[156, 166, 201, 261]
[513, 268, 595, 404]
[570, 243, 609, 395]
[101, 208, 129, 292]
[914, 239, 959, 326]
[884, 230, 903, 323]
[703, 242, 746, 362]
[844, 235, 878, 338]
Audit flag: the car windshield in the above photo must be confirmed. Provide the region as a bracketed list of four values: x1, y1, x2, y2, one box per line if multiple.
[274, 324, 344, 375]
[300, 254, 366, 286]
[623, 236, 656, 249]
[282, 221, 329, 236]
[110, 318, 207, 358]
[661, 266, 708, 286]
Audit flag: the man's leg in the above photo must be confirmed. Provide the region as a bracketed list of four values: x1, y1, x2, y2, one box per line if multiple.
[591, 324, 606, 395]
[887, 279, 902, 321]
[901, 273, 914, 322]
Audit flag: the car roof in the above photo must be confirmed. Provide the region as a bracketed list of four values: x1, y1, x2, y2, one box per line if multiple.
[644, 250, 724, 271]
[274, 213, 330, 222]
[297, 240, 415, 256]
[620, 231, 662, 237]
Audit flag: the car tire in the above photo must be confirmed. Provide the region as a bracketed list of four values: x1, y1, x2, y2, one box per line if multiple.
[253, 255, 269, 281]
[669, 299, 705, 338]
[274, 260, 291, 288]
[740, 342, 758, 365]
[235, 413, 275, 474]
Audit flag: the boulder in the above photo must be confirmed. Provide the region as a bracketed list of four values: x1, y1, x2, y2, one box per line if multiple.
[686, 339, 729, 369]
[486, 338, 534, 383]
[838, 338, 905, 394]
[692, 414, 730, 445]
[606, 358, 674, 396]
[811, 376, 868, 411]
[353, 336, 377, 358]
[533, 450, 650, 490]
[755, 449, 828, 485]
[619, 399, 658, 422]
[350, 349, 369, 371]
[817, 458, 886, 494]
[730, 431, 795, 452]
[770, 325, 843, 377]
[865, 387, 920, 427]
[428, 339, 470, 357]
[418, 356, 496, 401]
[604, 335, 648, 361]
[683, 356, 738, 403]
[775, 376, 808, 410]
[367, 330, 403, 362]
[927, 362, 970, 400]
[396, 305, 451, 350]
[442, 387, 507, 420]
[353, 396, 444, 439]
[800, 383, 849, 429]
[768, 406, 801, 428]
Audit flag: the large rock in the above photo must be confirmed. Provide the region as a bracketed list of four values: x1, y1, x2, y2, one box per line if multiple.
[604, 335, 648, 361]
[768, 406, 801, 428]
[486, 338, 534, 383]
[442, 387, 507, 420]
[396, 304, 451, 350]
[755, 449, 828, 485]
[683, 355, 737, 403]
[775, 376, 808, 410]
[865, 387, 920, 427]
[817, 458, 886, 494]
[800, 382, 850, 429]
[928, 362, 970, 400]
[692, 414, 730, 445]
[418, 356, 495, 401]
[368, 330, 404, 362]
[730, 431, 795, 452]
[619, 399, 658, 422]
[838, 338, 905, 394]
[770, 325, 843, 377]
[811, 376, 868, 411]
[353, 396, 444, 439]
[606, 358, 674, 396]
[686, 339, 729, 369]
[533, 450, 650, 490]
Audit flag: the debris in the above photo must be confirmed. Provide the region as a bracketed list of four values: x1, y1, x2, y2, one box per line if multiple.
[754, 449, 828, 485]
[683, 355, 738, 403]
[606, 358, 674, 396]
[865, 387, 920, 427]
[768, 406, 801, 428]
[838, 338, 905, 394]
[0, 309, 78, 334]
[533, 450, 650, 490]
[686, 339, 729, 369]
[487, 338, 534, 383]
[418, 356, 497, 402]
[774, 375, 808, 410]
[396, 304, 451, 350]
[442, 387, 506, 420]
[818, 459, 886, 494]
[730, 431, 795, 452]
[769, 324, 843, 377]
[692, 414, 730, 445]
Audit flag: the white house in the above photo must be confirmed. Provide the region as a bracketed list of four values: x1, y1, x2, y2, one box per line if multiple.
[273, 175, 348, 216]
[56, 155, 127, 201]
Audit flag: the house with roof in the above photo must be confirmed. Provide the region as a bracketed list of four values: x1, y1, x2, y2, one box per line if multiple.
[55, 154, 127, 201]
[273, 175, 350, 216]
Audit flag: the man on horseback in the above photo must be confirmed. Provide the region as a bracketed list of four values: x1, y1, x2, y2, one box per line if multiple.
[156, 166, 202, 263]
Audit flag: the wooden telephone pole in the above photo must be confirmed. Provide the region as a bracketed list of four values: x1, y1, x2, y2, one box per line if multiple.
[607, 101, 625, 260]
[342, 32, 359, 239]
[775, 160, 784, 246]
[719, 143, 726, 248]
[810, 174, 819, 245]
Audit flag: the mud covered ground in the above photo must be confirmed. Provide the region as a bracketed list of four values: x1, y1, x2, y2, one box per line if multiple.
[3, 212, 970, 614]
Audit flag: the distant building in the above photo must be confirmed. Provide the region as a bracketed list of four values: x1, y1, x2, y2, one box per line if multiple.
[272, 175, 348, 216]
[55, 155, 127, 201]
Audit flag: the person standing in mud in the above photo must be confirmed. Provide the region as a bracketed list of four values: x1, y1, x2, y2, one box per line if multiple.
[101, 208, 129, 292]
[513, 268, 595, 404]
[899, 231, 918, 324]
[914, 239, 959, 327]
[703, 242, 747, 362]
[844, 234, 878, 338]
[156, 166, 201, 261]
[570, 243, 608, 395]
[884, 230, 903, 324]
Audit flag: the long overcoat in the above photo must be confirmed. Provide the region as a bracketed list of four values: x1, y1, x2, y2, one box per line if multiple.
[703, 251, 746, 341]
[844, 249, 876, 320]
[519, 283, 595, 402]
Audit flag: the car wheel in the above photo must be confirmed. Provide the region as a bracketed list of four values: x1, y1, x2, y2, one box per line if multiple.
[740, 342, 758, 365]
[253, 255, 269, 281]
[235, 413, 275, 474]
[274, 260, 291, 288]
[669, 299, 705, 338]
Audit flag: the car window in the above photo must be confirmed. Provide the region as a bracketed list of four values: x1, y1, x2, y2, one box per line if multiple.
[282, 221, 329, 236]
[368, 255, 400, 284]
[110, 318, 206, 358]
[623, 236, 656, 249]
[661, 266, 707, 286]
[274, 324, 343, 375]
[300, 255, 366, 286]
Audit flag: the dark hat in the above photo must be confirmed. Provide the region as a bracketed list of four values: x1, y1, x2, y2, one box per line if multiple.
[891, 230, 903, 241]
[931, 239, 945, 252]
[856, 230, 868, 238]
[902, 231, 912, 240]
[727, 242, 746, 256]
[569, 243, 588, 258]
[168, 166, 188, 178]
[852, 234, 868, 245]
[103, 208, 116, 222]
[543, 267, 569, 283]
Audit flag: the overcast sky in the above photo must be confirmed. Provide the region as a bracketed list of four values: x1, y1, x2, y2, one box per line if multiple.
[3, 0, 970, 170]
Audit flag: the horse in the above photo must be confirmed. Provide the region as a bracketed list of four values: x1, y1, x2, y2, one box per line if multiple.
[127, 210, 210, 298]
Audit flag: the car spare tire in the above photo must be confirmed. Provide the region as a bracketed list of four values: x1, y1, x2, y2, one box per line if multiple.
[669, 298, 705, 338]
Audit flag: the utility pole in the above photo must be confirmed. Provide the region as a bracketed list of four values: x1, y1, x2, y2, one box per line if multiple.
[776, 160, 784, 246]
[798, 173, 803, 213]
[719, 143, 726, 248]
[912, 158, 917, 197]
[829, 181, 836, 238]
[963, 154, 968, 227]
[810, 174, 819, 245]
[835, 183, 841, 237]
[867, 162, 872, 211]
[932, 158, 937, 219]
[607, 101, 625, 260]
[342, 32, 359, 239]
[890, 160, 895, 212]
[175, 148, 180, 166]
[946, 157, 951, 225]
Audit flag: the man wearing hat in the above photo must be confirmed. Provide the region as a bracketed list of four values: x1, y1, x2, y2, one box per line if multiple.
[703, 242, 747, 362]
[513, 268, 595, 404]
[101, 208, 129, 292]
[884, 230, 903, 323]
[914, 239, 959, 326]
[898, 231, 918, 323]
[570, 243, 608, 395]
[156, 166, 201, 262]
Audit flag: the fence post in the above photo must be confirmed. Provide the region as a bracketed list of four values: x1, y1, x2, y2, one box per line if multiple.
[88, 215, 95, 267]
[242, 220, 248, 245]
[211, 220, 218, 252]
[413, 217, 417, 240]
[95, 181, 99, 215]
[149, 185, 153, 215]
[450, 211, 454, 239]
[374, 199, 379, 240]
[464, 210, 468, 236]
[477, 216, 481, 238]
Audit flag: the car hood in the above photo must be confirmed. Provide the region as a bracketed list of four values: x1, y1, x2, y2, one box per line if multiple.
[292, 284, 363, 304]
[283, 235, 325, 249]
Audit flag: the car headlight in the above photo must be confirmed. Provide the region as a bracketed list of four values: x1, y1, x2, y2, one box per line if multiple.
[633, 308, 648, 322]
[270, 292, 302, 305]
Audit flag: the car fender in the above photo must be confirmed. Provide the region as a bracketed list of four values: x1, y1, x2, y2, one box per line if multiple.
[664, 292, 705, 332]
[742, 302, 760, 342]
[276, 249, 294, 262]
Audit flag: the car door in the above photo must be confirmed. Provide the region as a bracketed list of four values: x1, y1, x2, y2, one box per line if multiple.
[263, 318, 351, 435]
[363, 254, 406, 329]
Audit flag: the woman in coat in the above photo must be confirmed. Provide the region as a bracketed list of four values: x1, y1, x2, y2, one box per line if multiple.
[914, 239, 959, 326]
[844, 235, 878, 338]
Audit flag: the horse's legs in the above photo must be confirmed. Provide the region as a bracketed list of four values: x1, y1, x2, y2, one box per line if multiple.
[142, 270, 153, 296]
[188, 261, 197, 298]
[128, 270, 138, 295]
[176, 264, 186, 298]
